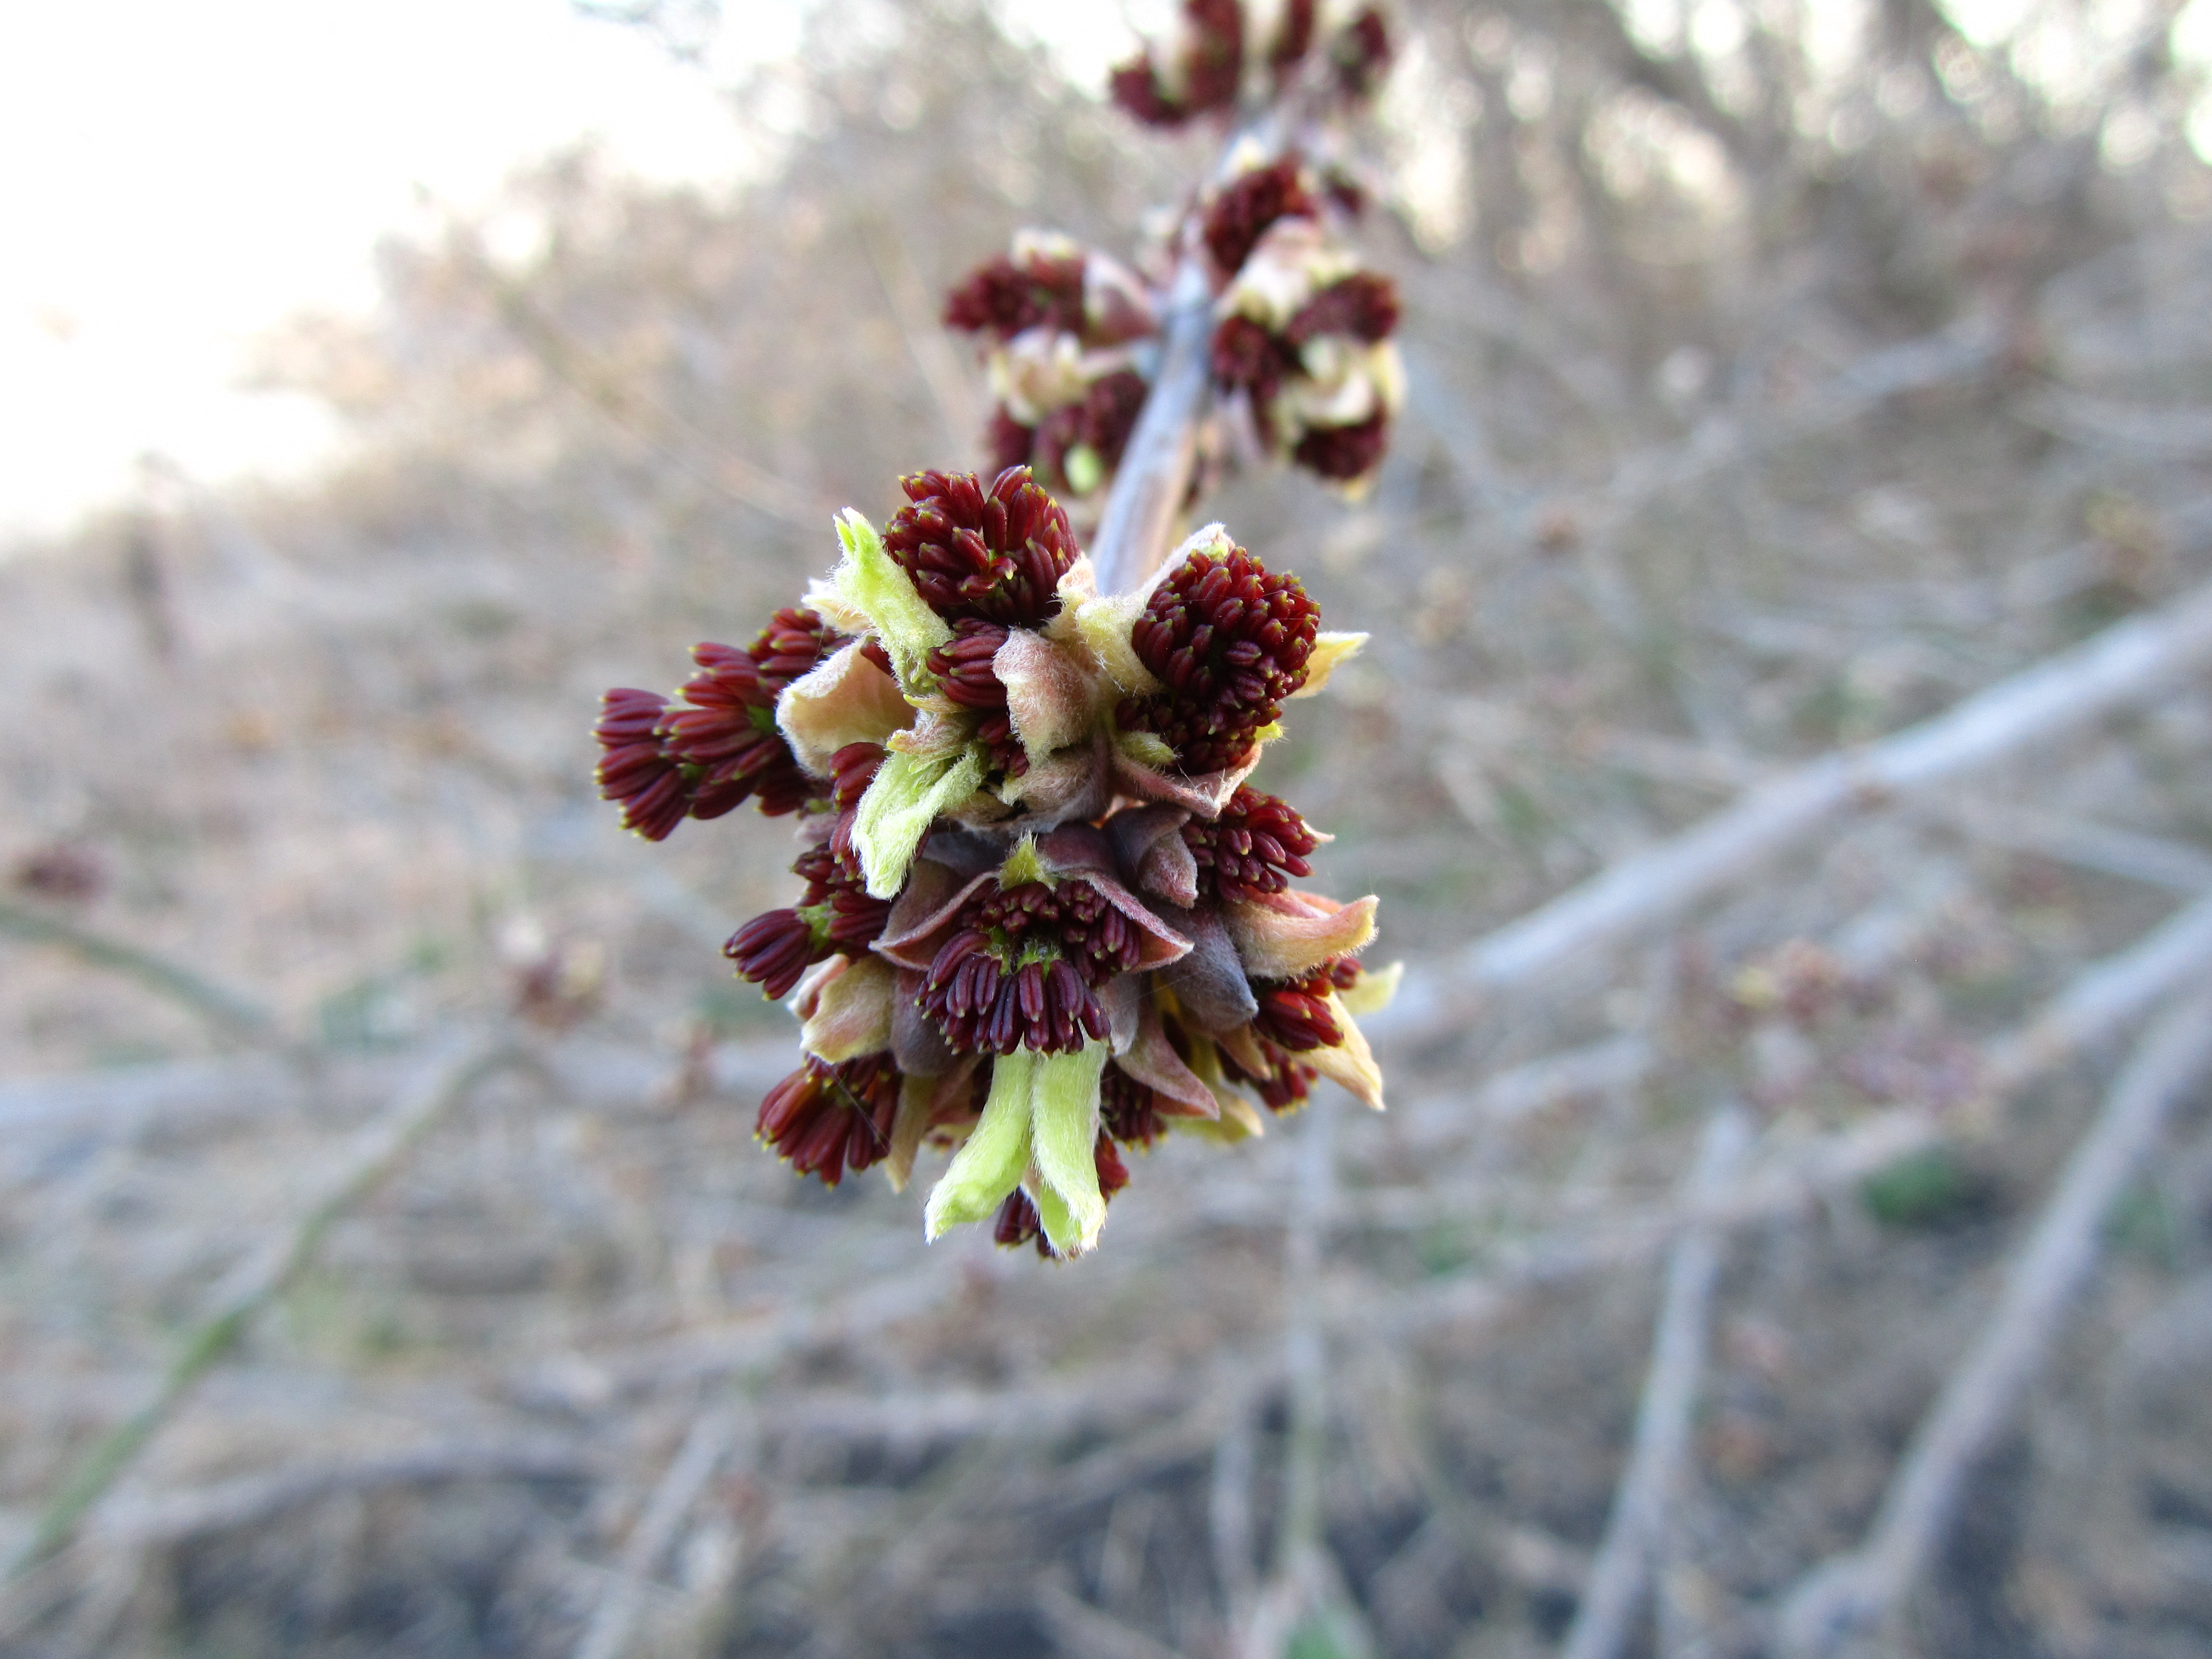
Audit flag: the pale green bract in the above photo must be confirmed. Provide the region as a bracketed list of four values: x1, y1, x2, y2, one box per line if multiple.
[1029, 1043, 1111, 1253]
[831, 509, 949, 694]
[850, 746, 985, 900]
[920, 1043, 1111, 1254]
[923, 1051, 1036, 1238]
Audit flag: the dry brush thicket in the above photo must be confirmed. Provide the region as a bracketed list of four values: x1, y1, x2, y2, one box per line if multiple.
[5, 2, 2212, 1655]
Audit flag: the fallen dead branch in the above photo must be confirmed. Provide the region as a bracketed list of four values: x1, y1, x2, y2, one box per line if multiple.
[1393, 882, 2212, 1331]
[0, 897, 283, 1050]
[91, 1436, 603, 1548]
[572, 1400, 748, 1659]
[1559, 1103, 1752, 1659]
[1776, 987, 2212, 1657]
[1372, 575, 2212, 1046]
[1, 1035, 524, 1582]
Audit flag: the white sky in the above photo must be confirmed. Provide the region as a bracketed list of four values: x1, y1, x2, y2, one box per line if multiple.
[0, 0, 810, 548]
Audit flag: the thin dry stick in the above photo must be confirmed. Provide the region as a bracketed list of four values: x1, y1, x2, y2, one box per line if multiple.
[571, 1400, 745, 1659]
[466, 248, 824, 529]
[1370, 577, 2212, 1045]
[1395, 883, 2212, 1330]
[1776, 987, 2212, 1658]
[1240, 1090, 1376, 1659]
[1210, 1404, 1260, 1627]
[1560, 1103, 1753, 1659]
[1033, 1579, 1188, 1659]
[0, 897, 281, 1049]
[92, 1438, 600, 1548]
[0, 1036, 520, 1583]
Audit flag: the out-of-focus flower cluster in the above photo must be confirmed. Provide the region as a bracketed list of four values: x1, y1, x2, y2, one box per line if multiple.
[944, 151, 1402, 498]
[595, 466, 1394, 1257]
[1202, 147, 1403, 487]
[941, 232, 1159, 512]
[1110, 0, 1392, 129]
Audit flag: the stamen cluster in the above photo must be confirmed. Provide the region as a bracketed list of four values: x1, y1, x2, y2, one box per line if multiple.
[1120, 542, 1321, 773]
[1200, 153, 1405, 488]
[756, 1055, 901, 1187]
[1110, 1, 1389, 127]
[593, 608, 841, 839]
[595, 480, 1389, 1258]
[942, 236, 1159, 506]
[918, 879, 1139, 1055]
[883, 468, 1080, 627]
[1183, 786, 1320, 902]
[926, 619, 1026, 778]
[724, 843, 891, 999]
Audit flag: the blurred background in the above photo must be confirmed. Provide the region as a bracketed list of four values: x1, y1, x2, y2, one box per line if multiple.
[6, 1, 2212, 1655]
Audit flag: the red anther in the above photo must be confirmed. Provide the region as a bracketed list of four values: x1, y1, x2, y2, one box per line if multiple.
[1183, 788, 1321, 903]
[756, 1055, 901, 1188]
[1204, 156, 1318, 280]
[1119, 543, 1321, 773]
[883, 468, 1079, 629]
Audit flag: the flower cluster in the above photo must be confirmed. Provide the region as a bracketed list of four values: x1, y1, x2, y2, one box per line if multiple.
[1110, 0, 1392, 128]
[942, 232, 1160, 511]
[594, 609, 843, 839]
[1204, 151, 1404, 488]
[597, 465, 1393, 1258]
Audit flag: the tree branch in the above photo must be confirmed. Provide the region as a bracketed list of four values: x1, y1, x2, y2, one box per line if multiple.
[1776, 987, 2212, 1656]
[1561, 1103, 1753, 1659]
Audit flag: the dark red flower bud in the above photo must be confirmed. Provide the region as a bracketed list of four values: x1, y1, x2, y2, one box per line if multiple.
[1332, 8, 1391, 99]
[925, 619, 1027, 779]
[994, 1187, 1045, 1250]
[724, 907, 821, 1000]
[725, 843, 892, 998]
[757, 1054, 901, 1187]
[1033, 368, 1148, 495]
[943, 252, 1088, 339]
[1211, 315, 1300, 413]
[985, 407, 1037, 475]
[1183, 786, 1320, 903]
[594, 688, 694, 841]
[882, 466, 1080, 628]
[1119, 541, 1321, 773]
[1219, 1036, 1318, 1111]
[1102, 1065, 1169, 1147]
[1110, 0, 1244, 129]
[1284, 272, 1400, 346]
[916, 879, 1141, 1055]
[1204, 157, 1318, 280]
[1291, 411, 1391, 483]
[1271, 0, 1318, 78]
[830, 742, 886, 811]
[661, 610, 841, 819]
[1251, 968, 1345, 1053]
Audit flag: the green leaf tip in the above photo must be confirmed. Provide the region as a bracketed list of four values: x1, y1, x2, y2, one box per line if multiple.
[923, 1051, 1036, 1240]
[997, 833, 1049, 890]
[1030, 1042, 1110, 1255]
[832, 508, 951, 693]
[852, 746, 986, 899]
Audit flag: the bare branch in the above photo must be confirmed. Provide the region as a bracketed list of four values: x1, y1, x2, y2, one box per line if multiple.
[1374, 577, 2212, 1044]
[1776, 987, 2212, 1657]
[0, 1037, 522, 1582]
[1090, 259, 1215, 595]
[1560, 1103, 1754, 1659]
[572, 1400, 746, 1659]
[0, 897, 282, 1050]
